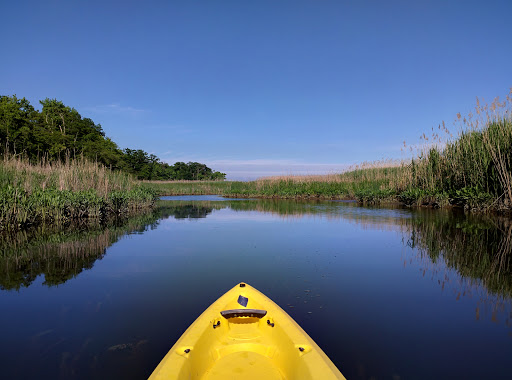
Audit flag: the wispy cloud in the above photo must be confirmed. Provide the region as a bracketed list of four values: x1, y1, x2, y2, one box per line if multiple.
[84, 103, 147, 117]
[161, 157, 350, 180]
[142, 124, 192, 134]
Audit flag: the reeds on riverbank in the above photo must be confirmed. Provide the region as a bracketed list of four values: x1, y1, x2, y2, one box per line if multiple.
[142, 90, 512, 212]
[0, 156, 156, 230]
[0, 155, 135, 196]
[398, 90, 512, 211]
[230, 90, 512, 211]
[233, 161, 405, 201]
[142, 180, 233, 195]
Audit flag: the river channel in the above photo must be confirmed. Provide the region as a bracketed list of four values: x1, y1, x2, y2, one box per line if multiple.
[1, 196, 511, 379]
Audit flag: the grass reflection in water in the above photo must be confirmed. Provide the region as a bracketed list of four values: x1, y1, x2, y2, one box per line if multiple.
[3, 200, 511, 295]
[1, 199, 512, 379]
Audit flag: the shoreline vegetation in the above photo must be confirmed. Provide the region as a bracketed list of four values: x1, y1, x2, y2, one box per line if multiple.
[0, 156, 156, 231]
[2, 89, 511, 231]
[148, 90, 512, 214]
[0, 94, 225, 231]
[0, 95, 226, 180]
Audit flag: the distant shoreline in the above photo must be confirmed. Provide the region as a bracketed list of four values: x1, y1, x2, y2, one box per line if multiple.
[146, 180, 509, 215]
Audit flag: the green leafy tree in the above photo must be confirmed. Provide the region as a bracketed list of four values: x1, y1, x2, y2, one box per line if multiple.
[0, 94, 226, 181]
[0, 95, 38, 155]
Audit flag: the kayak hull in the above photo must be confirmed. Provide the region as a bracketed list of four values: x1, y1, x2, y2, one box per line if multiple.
[149, 283, 345, 379]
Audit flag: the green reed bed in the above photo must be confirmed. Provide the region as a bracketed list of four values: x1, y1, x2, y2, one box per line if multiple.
[234, 91, 512, 212]
[226, 179, 350, 198]
[223, 169, 402, 202]
[143, 91, 512, 212]
[0, 156, 156, 231]
[145, 173, 401, 201]
[397, 92, 512, 211]
[142, 180, 233, 196]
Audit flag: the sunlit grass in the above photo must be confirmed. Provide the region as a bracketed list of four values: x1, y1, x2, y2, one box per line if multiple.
[142, 90, 512, 212]
[0, 156, 156, 230]
[142, 180, 233, 195]
[0, 155, 136, 196]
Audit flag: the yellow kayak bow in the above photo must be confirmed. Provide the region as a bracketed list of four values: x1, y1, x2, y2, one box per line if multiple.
[149, 282, 345, 379]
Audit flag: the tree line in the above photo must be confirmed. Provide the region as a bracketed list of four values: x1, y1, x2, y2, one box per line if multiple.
[0, 95, 226, 180]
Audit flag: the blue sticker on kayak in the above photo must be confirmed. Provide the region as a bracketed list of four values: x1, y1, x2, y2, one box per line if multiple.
[237, 295, 248, 307]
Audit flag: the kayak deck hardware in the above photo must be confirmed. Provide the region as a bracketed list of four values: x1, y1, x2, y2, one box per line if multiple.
[220, 308, 267, 319]
[237, 295, 249, 307]
[148, 283, 345, 379]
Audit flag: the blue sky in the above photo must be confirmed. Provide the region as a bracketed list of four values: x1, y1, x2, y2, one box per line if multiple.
[1, 0, 511, 180]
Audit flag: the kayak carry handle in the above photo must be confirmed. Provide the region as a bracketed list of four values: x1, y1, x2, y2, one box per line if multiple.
[220, 309, 267, 319]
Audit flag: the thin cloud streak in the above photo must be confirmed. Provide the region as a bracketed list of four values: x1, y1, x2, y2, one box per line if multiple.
[162, 157, 350, 180]
[84, 103, 147, 116]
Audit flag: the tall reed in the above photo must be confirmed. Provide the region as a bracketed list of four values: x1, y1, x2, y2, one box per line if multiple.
[142, 90, 512, 211]
[0, 155, 156, 230]
[142, 180, 233, 196]
[402, 89, 512, 210]
[0, 154, 135, 196]
[248, 90, 512, 211]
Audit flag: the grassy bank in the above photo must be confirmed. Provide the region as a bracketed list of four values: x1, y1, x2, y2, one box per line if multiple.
[227, 168, 401, 201]
[147, 91, 512, 213]
[142, 180, 233, 195]
[239, 92, 512, 212]
[144, 167, 403, 202]
[0, 156, 156, 231]
[389, 92, 512, 211]
[403, 106, 511, 211]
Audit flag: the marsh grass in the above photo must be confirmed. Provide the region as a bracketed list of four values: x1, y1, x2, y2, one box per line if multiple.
[224, 161, 405, 201]
[0, 155, 134, 196]
[397, 89, 512, 210]
[231, 90, 512, 211]
[140, 90, 512, 212]
[0, 156, 156, 230]
[146, 166, 407, 202]
[142, 180, 233, 195]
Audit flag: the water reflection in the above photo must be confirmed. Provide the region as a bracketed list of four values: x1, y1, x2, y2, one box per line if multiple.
[162, 203, 216, 219]
[3, 199, 510, 300]
[0, 202, 231, 290]
[161, 199, 512, 326]
[401, 209, 512, 329]
[0, 214, 152, 290]
[404, 210, 512, 295]
[0, 203, 212, 290]
[1, 198, 512, 379]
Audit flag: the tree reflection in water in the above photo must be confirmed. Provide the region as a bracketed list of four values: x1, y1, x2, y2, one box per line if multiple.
[0, 203, 216, 290]
[1, 199, 511, 329]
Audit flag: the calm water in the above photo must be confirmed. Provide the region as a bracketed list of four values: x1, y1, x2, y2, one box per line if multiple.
[1, 197, 511, 379]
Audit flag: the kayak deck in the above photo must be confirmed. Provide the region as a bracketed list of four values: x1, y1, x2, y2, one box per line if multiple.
[149, 283, 344, 379]
[207, 350, 282, 378]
